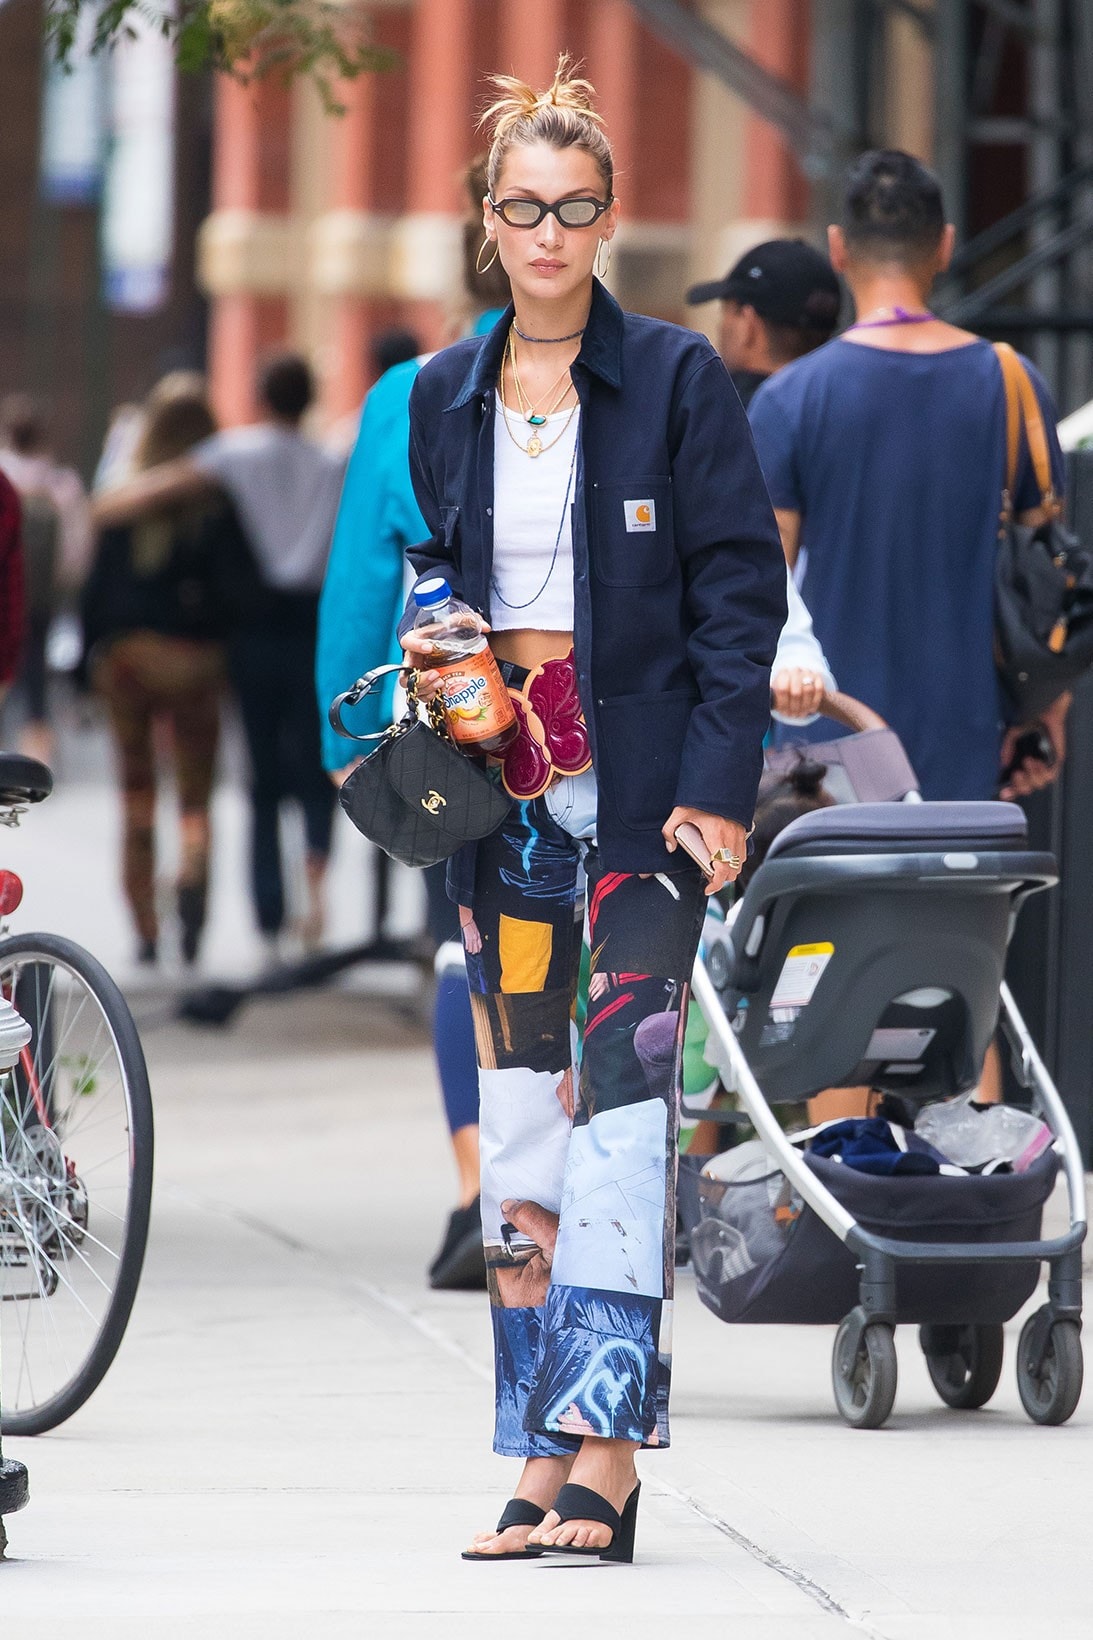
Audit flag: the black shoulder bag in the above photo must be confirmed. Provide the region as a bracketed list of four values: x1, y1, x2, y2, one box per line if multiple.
[328, 663, 512, 868]
[994, 342, 1093, 719]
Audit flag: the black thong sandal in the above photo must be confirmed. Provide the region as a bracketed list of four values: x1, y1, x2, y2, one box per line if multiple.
[536, 1481, 641, 1563]
[461, 1497, 547, 1561]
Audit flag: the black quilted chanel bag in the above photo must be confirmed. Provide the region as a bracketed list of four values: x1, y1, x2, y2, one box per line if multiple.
[328, 663, 512, 868]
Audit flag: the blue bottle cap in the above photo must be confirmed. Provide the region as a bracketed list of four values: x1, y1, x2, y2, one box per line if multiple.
[413, 576, 451, 607]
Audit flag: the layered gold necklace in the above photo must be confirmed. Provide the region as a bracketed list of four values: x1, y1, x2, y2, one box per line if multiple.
[498, 330, 579, 457]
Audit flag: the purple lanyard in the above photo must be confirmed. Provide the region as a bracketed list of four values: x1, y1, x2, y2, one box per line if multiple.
[847, 307, 934, 331]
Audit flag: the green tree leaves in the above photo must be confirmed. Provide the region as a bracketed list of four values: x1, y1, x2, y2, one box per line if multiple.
[44, 1, 397, 112]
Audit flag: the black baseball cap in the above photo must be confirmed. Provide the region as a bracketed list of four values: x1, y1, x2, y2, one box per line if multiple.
[686, 238, 841, 330]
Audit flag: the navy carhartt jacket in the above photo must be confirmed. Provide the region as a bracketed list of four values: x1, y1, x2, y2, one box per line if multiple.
[404, 280, 786, 891]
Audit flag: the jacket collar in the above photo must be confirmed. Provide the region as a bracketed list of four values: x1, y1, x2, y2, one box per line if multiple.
[446, 278, 624, 410]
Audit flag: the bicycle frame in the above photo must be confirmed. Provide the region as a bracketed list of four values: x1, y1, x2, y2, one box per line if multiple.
[1, 843, 51, 1131]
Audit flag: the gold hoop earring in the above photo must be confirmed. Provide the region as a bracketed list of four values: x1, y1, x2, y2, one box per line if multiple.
[476, 237, 500, 275]
[595, 239, 612, 280]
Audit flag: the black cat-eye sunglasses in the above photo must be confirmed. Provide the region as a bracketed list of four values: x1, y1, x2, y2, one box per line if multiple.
[489, 195, 614, 229]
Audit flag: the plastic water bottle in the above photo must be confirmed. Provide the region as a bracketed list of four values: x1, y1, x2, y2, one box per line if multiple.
[410, 577, 518, 754]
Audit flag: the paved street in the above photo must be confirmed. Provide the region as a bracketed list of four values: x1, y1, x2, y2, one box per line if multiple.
[1, 726, 1091, 1636]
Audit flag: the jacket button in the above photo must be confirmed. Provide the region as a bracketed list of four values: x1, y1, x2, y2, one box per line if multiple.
[486, 507, 492, 516]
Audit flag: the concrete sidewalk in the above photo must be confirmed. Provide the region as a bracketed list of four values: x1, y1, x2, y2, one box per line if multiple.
[1, 988, 1089, 1639]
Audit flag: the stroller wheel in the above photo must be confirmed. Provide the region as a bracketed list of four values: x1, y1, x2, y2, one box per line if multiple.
[1016, 1310, 1084, 1426]
[920, 1323, 1004, 1410]
[832, 1316, 897, 1429]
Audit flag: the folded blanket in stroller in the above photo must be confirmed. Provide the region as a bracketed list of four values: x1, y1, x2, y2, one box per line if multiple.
[808, 1117, 952, 1176]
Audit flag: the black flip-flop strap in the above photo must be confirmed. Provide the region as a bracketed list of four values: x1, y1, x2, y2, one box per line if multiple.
[551, 1483, 621, 1537]
[496, 1497, 546, 1532]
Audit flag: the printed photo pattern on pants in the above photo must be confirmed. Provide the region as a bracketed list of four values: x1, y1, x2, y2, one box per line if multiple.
[462, 795, 704, 1455]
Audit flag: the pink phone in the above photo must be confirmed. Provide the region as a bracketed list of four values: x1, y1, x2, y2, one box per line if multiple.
[673, 822, 714, 879]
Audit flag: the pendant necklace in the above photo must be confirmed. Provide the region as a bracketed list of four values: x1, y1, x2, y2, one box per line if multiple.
[498, 373, 579, 458]
[500, 335, 578, 458]
[508, 332, 576, 434]
[512, 353, 573, 424]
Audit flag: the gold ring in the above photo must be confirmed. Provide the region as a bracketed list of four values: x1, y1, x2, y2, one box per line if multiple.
[711, 848, 743, 870]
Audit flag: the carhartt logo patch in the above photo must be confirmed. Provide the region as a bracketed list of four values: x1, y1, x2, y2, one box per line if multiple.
[624, 498, 656, 532]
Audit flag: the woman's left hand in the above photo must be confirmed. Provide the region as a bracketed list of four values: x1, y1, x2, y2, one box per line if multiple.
[663, 806, 748, 897]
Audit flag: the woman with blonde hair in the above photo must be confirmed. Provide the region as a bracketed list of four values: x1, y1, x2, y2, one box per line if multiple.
[83, 374, 247, 965]
[401, 59, 786, 1561]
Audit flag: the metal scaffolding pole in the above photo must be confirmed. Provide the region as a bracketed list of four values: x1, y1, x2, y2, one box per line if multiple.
[1070, 0, 1093, 404]
[1029, 0, 1063, 389]
[933, 0, 968, 242]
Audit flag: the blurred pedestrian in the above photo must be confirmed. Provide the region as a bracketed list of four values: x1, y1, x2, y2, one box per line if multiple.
[371, 326, 422, 380]
[0, 395, 92, 762]
[748, 150, 1068, 804]
[95, 352, 345, 956]
[317, 157, 510, 1290]
[686, 239, 840, 409]
[81, 374, 245, 965]
[327, 327, 424, 456]
[0, 472, 24, 707]
[93, 402, 145, 492]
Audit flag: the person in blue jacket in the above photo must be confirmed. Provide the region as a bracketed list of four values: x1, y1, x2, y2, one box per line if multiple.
[316, 159, 510, 1292]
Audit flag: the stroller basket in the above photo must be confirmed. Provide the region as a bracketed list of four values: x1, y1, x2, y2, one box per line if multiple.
[680, 1150, 1059, 1328]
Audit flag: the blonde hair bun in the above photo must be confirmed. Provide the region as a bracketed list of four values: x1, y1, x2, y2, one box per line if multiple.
[482, 54, 603, 142]
[480, 53, 613, 197]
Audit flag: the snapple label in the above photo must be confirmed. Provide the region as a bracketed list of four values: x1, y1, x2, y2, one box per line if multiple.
[434, 648, 518, 754]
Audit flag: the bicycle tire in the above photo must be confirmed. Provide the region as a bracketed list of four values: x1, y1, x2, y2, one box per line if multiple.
[0, 932, 154, 1435]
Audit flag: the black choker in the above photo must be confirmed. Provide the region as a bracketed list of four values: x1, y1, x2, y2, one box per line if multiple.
[512, 322, 586, 344]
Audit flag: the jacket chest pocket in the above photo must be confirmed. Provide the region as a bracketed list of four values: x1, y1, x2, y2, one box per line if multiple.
[590, 476, 674, 588]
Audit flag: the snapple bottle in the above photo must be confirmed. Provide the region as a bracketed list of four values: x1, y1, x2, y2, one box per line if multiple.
[410, 577, 518, 754]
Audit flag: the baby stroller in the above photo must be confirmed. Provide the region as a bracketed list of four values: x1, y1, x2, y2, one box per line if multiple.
[683, 696, 1087, 1429]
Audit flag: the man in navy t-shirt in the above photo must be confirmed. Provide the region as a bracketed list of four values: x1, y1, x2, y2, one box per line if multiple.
[749, 149, 1067, 803]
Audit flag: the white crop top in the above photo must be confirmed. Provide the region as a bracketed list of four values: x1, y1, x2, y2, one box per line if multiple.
[490, 392, 580, 632]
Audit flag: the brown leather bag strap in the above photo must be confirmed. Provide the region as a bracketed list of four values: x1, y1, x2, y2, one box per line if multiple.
[994, 341, 1023, 499]
[993, 341, 1059, 512]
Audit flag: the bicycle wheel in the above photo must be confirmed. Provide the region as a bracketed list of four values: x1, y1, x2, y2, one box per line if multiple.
[0, 932, 153, 1434]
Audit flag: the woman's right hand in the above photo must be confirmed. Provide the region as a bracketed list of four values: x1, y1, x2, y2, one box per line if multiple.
[400, 612, 489, 704]
[398, 633, 443, 703]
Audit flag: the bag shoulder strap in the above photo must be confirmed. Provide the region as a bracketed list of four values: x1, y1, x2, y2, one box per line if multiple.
[993, 341, 1059, 513]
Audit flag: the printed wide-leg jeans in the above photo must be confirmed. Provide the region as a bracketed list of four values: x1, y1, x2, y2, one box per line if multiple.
[461, 778, 705, 1455]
